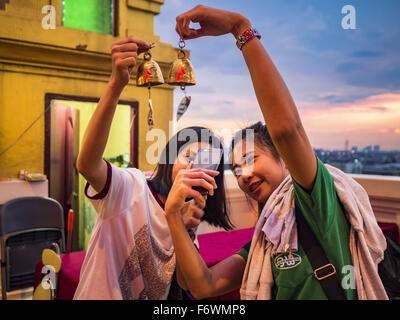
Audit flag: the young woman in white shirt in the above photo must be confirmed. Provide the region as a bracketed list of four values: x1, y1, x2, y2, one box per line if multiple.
[74, 37, 232, 300]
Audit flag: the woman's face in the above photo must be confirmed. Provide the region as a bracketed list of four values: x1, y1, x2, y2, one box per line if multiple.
[231, 140, 288, 204]
[171, 142, 214, 183]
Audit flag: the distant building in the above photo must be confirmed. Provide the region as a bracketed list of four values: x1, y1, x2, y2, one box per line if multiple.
[363, 145, 372, 153]
[315, 146, 400, 177]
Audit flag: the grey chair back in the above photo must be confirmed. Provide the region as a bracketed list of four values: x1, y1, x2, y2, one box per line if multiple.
[0, 196, 65, 300]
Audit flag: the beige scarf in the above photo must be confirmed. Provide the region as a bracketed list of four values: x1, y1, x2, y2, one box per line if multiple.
[240, 164, 388, 300]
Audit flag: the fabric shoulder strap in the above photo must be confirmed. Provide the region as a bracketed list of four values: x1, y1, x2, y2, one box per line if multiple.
[295, 204, 346, 300]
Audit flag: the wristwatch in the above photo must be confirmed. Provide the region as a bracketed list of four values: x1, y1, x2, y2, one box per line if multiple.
[236, 28, 261, 50]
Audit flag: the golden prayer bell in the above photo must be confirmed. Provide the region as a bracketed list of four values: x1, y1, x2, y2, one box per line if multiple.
[167, 42, 196, 87]
[136, 51, 164, 87]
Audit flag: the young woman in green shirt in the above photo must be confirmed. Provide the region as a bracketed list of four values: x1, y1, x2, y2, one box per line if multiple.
[164, 5, 358, 300]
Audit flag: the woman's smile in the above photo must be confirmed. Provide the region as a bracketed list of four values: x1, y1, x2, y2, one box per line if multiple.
[249, 179, 263, 194]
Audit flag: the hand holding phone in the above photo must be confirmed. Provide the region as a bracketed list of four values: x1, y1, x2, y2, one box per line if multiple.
[191, 148, 223, 195]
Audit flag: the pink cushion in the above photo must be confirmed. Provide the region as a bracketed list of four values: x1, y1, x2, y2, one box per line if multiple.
[34, 228, 256, 300]
[198, 228, 255, 267]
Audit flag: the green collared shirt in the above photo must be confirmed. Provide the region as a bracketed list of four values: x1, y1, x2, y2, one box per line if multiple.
[236, 157, 357, 300]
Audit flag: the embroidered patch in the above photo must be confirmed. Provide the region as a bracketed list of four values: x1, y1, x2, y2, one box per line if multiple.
[274, 252, 302, 270]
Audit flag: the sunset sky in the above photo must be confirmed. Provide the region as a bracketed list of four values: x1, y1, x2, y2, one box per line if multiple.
[154, 0, 400, 150]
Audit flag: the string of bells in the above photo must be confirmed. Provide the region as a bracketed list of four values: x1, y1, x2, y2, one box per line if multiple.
[135, 40, 195, 129]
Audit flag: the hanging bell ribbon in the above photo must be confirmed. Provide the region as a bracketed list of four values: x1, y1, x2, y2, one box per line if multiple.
[176, 95, 191, 121]
[147, 87, 155, 129]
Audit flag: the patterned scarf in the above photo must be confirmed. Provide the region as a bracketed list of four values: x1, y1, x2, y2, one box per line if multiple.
[240, 164, 388, 300]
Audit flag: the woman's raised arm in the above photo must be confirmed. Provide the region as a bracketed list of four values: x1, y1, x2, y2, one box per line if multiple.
[76, 38, 151, 192]
[176, 5, 317, 192]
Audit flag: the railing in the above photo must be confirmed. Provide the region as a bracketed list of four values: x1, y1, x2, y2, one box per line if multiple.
[350, 174, 400, 228]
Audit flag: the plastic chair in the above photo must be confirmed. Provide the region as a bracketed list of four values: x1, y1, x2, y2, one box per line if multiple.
[0, 197, 65, 300]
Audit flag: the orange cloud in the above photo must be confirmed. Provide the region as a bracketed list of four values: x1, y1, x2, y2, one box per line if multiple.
[174, 93, 400, 150]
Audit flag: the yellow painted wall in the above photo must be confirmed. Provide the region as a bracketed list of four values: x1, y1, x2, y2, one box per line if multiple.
[0, 66, 173, 178]
[0, 0, 177, 178]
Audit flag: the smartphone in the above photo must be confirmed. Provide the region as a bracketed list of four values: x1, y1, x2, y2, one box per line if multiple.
[191, 148, 223, 195]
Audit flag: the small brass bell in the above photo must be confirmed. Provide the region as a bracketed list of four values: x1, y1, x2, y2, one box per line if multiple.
[168, 40, 195, 122]
[136, 50, 164, 87]
[167, 40, 196, 87]
[136, 45, 164, 130]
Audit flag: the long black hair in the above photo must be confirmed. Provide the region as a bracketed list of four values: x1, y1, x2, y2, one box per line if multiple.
[148, 126, 233, 231]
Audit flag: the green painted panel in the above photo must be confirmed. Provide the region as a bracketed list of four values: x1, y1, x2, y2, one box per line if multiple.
[62, 0, 113, 34]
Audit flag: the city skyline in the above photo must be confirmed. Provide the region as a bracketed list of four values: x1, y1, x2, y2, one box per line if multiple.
[154, 0, 400, 151]
[315, 144, 399, 152]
